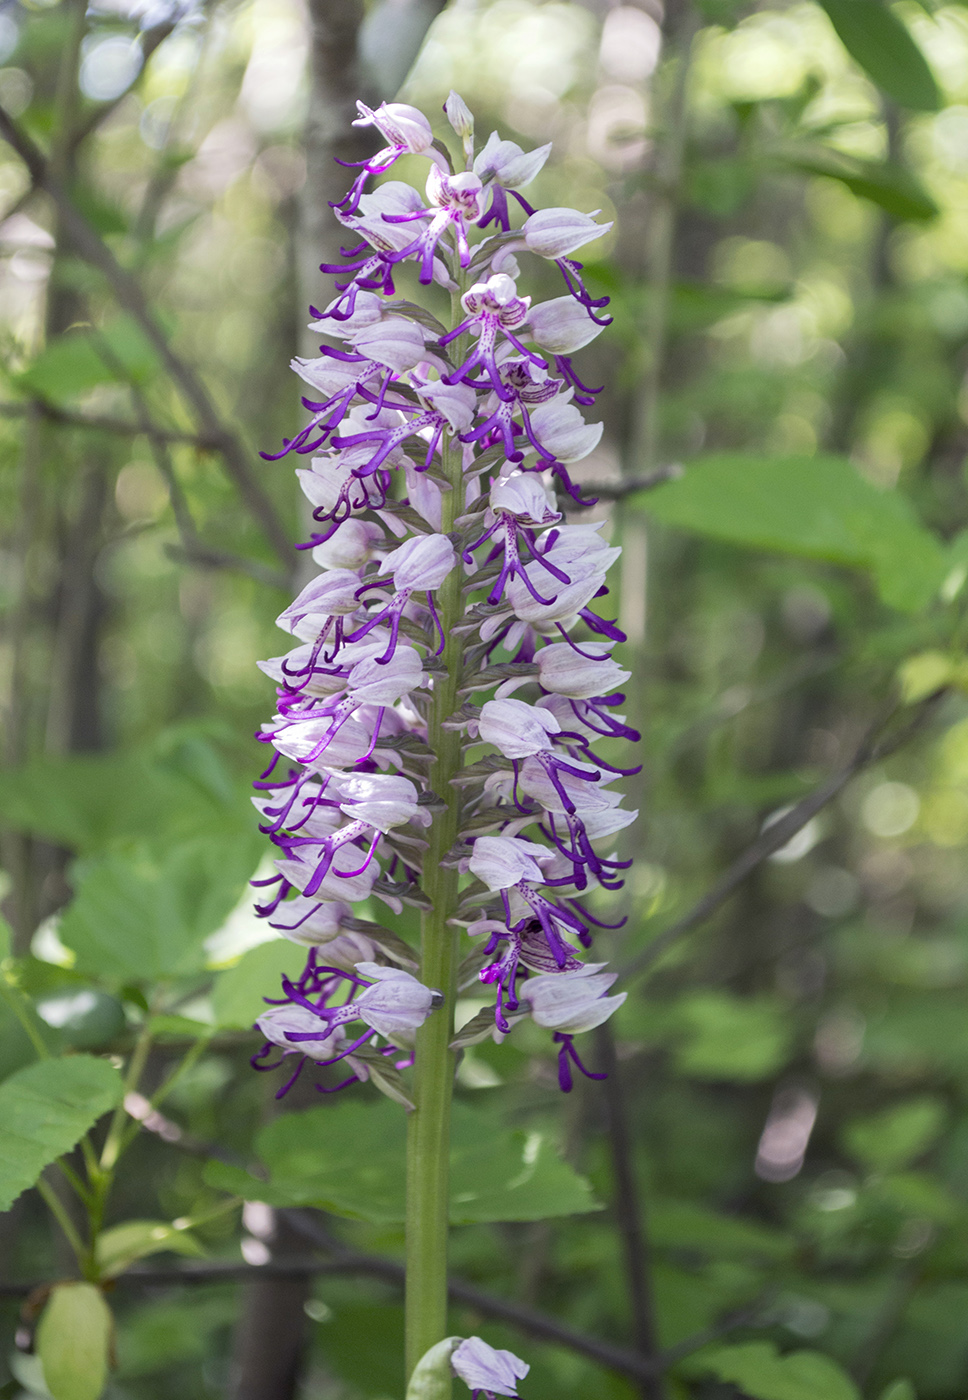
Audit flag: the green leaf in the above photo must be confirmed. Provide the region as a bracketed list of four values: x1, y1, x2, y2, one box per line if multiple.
[673, 991, 794, 1082]
[58, 836, 262, 985]
[879, 1381, 917, 1400]
[204, 1100, 599, 1225]
[14, 316, 160, 403]
[0, 1055, 122, 1211]
[94, 1219, 204, 1278]
[37, 1282, 113, 1400]
[781, 148, 938, 222]
[644, 453, 947, 613]
[842, 1096, 947, 1172]
[818, 0, 942, 110]
[0, 740, 252, 854]
[211, 938, 308, 1029]
[693, 1341, 861, 1400]
[0, 913, 11, 959]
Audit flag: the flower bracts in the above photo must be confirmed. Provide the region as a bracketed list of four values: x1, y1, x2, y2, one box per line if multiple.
[252, 94, 634, 1097]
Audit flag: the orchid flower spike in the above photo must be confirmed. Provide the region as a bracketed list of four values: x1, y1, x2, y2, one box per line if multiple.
[252, 92, 634, 1101]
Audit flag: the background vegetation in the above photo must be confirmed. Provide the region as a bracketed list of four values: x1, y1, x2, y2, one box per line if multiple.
[3, 0, 968, 1397]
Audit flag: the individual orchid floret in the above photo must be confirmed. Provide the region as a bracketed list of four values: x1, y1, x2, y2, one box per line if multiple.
[523, 207, 613, 259]
[381, 167, 485, 284]
[348, 533, 456, 661]
[527, 295, 607, 355]
[525, 396, 603, 464]
[524, 962, 626, 1033]
[537, 641, 631, 698]
[467, 835, 551, 890]
[523, 964, 626, 1092]
[451, 1336, 530, 1399]
[474, 132, 551, 191]
[352, 962, 439, 1041]
[336, 101, 439, 213]
[440, 274, 539, 398]
[478, 698, 560, 759]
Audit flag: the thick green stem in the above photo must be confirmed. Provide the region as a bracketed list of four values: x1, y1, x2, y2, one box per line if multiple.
[405, 290, 469, 1385]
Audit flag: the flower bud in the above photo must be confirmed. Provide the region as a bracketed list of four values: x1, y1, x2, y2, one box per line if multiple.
[445, 90, 476, 140]
[523, 207, 613, 259]
[528, 296, 606, 354]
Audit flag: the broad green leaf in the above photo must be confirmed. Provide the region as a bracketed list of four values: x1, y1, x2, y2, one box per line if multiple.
[843, 1096, 947, 1172]
[211, 938, 308, 1029]
[693, 1341, 861, 1400]
[673, 991, 793, 1081]
[37, 1282, 113, 1400]
[0, 740, 252, 854]
[0, 1055, 122, 1210]
[58, 837, 262, 984]
[879, 1381, 917, 1400]
[818, 0, 941, 111]
[782, 148, 938, 222]
[14, 316, 159, 402]
[95, 1219, 204, 1277]
[644, 453, 946, 612]
[204, 1099, 599, 1225]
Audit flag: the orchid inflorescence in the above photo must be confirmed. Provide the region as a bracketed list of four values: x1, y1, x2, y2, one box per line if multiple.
[250, 91, 635, 1117]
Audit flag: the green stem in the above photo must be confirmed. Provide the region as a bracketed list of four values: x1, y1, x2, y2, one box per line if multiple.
[0, 970, 50, 1059]
[404, 283, 469, 1386]
[37, 1175, 88, 1272]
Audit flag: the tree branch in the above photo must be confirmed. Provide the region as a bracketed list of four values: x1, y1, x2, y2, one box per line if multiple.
[0, 103, 293, 572]
[620, 691, 949, 983]
[0, 398, 222, 448]
[595, 1023, 667, 1400]
[0, 1241, 759, 1386]
[564, 466, 684, 507]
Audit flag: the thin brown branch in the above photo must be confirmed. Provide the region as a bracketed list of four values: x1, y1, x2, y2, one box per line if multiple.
[620, 691, 949, 984]
[0, 1243, 758, 1386]
[595, 1023, 667, 1400]
[0, 398, 221, 448]
[0, 103, 293, 571]
[565, 465, 684, 506]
